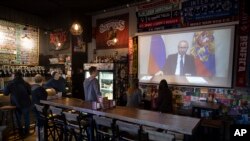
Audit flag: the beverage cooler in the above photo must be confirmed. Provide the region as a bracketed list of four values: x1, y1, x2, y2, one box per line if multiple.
[83, 63, 114, 100]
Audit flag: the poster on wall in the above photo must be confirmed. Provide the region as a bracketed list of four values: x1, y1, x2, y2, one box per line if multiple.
[72, 35, 86, 52]
[0, 19, 39, 65]
[96, 13, 129, 49]
[49, 30, 69, 51]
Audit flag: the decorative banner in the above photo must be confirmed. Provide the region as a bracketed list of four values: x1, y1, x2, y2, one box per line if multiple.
[181, 0, 239, 27]
[137, 0, 179, 11]
[128, 37, 133, 74]
[128, 36, 138, 75]
[236, 0, 249, 87]
[72, 35, 86, 52]
[191, 31, 216, 77]
[96, 13, 129, 49]
[137, 2, 181, 32]
[50, 30, 68, 50]
[132, 36, 138, 75]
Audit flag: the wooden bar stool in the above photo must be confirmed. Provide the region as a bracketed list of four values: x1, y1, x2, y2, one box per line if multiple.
[0, 105, 17, 137]
[116, 120, 142, 141]
[144, 129, 175, 141]
[63, 111, 89, 141]
[93, 115, 115, 141]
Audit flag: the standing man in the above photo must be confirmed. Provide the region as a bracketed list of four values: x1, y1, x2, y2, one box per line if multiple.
[83, 66, 101, 102]
[156, 40, 196, 76]
[3, 71, 32, 137]
[83, 66, 101, 141]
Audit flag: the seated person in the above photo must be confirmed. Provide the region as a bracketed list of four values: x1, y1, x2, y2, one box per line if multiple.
[31, 74, 48, 128]
[31, 74, 48, 105]
[44, 71, 66, 95]
[155, 40, 196, 76]
[126, 80, 142, 108]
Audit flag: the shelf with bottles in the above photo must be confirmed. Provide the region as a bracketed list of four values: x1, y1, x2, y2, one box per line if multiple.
[91, 53, 128, 63]
[45, 62, 71, 78]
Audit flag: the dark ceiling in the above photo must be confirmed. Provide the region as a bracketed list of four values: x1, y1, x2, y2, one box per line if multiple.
[0, 0, 145, 17]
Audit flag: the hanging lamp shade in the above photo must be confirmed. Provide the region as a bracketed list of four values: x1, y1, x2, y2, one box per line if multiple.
[70, 22, 83, 35]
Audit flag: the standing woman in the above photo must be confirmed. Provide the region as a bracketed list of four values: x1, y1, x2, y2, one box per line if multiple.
[156, 79, 173, 113]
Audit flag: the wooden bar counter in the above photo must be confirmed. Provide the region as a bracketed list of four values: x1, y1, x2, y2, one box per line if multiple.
[40, 98, 200, 136]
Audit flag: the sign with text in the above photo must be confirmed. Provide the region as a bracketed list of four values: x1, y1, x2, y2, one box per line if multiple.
[0, 19, 39, 65]
[236, 0, 249, 87]
[181, 0, 239, 27]
[96, 13, 129, 49]
[230, 124, 250, 141]
[137, 2, 181, 32]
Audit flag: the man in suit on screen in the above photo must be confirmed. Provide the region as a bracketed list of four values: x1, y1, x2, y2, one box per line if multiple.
[156, 40, 196, 76]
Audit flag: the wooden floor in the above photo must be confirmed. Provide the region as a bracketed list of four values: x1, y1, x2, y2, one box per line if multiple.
[5, 128, 37, 141]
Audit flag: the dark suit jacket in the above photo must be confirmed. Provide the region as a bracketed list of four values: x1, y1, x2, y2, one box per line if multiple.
[163, 53, 196, 76]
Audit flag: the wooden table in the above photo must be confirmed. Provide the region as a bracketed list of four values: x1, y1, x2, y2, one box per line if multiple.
[41, 98, 200, 136]
[192, 101, 220, 110]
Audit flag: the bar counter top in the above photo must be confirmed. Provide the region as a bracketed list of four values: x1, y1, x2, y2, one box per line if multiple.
[41, 98, 200, 135]
[191, 101, 221, 110]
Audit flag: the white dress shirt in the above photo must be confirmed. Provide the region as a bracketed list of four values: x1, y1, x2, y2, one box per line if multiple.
[175, 54, 185, 75]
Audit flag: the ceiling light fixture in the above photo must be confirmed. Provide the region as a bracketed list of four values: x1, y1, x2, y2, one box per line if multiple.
[70, 22, 83, 35]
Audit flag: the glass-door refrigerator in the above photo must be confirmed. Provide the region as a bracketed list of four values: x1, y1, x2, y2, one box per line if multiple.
[83, 63, 114, 100]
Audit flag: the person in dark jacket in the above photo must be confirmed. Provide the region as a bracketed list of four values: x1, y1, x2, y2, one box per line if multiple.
[156, 79, 173, 113]
[31, 74, 48, 128]
[155, 40, 196, 76]
[31, 74, 48, 105]
[3, 71, 32, 136]
[44, 71, 66, 95]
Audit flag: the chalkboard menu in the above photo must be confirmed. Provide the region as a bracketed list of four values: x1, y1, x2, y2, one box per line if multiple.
[0, 19, 39, 65]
